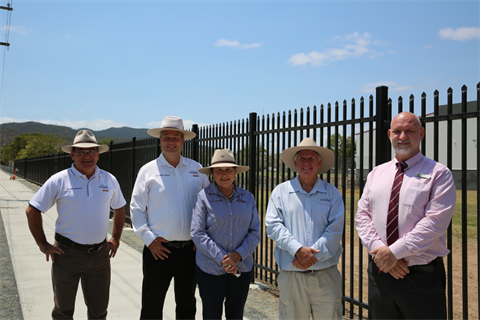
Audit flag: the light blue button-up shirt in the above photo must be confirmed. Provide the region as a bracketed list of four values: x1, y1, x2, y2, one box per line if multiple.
[266, 176, 344, 271]
[191, 182, 260, 276]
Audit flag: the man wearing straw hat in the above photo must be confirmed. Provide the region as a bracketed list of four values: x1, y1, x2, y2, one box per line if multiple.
[131, 116, 209, 320]
[266, 137, 344, 320]
[25, 130, 126, 320]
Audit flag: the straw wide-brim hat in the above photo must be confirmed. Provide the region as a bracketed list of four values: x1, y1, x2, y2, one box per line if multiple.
[61, 130, 109, 154]
[147, 116, 196, 140]
[281, 138, 334, 175]
[198, 149, 250, 175]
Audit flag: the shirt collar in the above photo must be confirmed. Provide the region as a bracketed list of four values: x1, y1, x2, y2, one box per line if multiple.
[394, 151, 424, 171]
[159, 153, 186, 168]
[290, 176, 326, 195]
[209, 181, 241, 200]
[70, 163, 100, 179]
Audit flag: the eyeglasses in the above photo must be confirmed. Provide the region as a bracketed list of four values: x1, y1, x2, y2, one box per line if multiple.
[74, 149, 98, 157]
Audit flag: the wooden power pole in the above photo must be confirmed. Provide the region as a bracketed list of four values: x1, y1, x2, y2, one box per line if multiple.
[0, 2, 13, 47]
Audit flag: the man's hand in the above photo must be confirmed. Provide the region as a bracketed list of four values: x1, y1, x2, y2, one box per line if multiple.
[371, 246, 398, 273]
[39, 242, 64, 263]
[222, 251, 241, 274]
[147, 237, 171, 260]
[26, 205, 64, 263]
[292, 247, 320, 270]
[387, 259, 410, 279]
[106, 237, 120, 259]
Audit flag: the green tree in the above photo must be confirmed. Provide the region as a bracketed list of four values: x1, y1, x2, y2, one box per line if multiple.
[98, 138, 114, 145]
[1, 134, 30, 163]
[1, 133, 66, 163]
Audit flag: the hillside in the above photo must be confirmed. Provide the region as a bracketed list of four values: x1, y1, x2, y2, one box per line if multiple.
[0, 122, 152, 147]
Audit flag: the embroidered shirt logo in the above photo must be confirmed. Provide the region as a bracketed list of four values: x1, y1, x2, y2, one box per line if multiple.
[99, 184, 108, 189]
[189, 170, 199, 175]
[66, 187, 82, 191]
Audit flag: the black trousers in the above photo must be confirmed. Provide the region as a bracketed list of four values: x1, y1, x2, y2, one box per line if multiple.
[140, 244, 196, 320]
[196, 265, 253, 320]
[368, 257, 447, 320]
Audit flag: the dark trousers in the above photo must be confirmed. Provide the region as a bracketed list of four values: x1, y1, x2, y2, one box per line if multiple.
[196, 265, 253, 320]
[368, 257, 447, 320]
[52, 240, 111, 320]
[140, 244, 196, 320]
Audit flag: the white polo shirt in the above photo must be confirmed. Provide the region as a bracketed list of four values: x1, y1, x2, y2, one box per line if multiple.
[29, 164, 126, 245]
[130, 153, 210, 246]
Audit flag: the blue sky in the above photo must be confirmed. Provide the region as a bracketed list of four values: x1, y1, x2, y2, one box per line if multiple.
[0, 0, 478, 131]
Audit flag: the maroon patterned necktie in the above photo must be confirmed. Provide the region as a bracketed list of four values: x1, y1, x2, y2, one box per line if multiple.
[386, 162, 407, 246]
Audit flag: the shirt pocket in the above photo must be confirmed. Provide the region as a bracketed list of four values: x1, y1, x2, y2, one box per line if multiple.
[313, 201, 331, 224]
[402, 181, 431, 208]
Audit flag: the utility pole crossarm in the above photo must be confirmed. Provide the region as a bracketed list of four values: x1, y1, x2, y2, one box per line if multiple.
[0, 5, 12, 11]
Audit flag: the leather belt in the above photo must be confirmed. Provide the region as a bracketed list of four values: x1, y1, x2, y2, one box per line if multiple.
[55, 233, 106, 254]
[408, 257, 443, 272]
[300, 269, 322, 274]
[163, 240, 194, 249]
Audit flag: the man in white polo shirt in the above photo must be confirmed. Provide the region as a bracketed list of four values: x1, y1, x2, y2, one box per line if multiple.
[131, 116, 209, 320]
[25, 130, 126, 320]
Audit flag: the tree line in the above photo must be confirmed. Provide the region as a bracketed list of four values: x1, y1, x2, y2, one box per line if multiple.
[0, 132, 112, 165]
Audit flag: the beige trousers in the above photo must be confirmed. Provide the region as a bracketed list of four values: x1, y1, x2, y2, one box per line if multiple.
[277, 265, 343, 320]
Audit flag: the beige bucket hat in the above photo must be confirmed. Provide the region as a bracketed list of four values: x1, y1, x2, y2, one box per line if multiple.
[147, 116, 196, 140]
[281, 138, 334, 174]
[198, 149, 250, 175]
[61, 130, 109, 154]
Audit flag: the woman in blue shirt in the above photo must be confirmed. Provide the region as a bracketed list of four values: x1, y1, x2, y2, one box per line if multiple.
[191, 149, 260, 320]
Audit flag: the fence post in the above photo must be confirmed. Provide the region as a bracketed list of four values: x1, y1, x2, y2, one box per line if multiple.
[248, 112, 257, 194]
[375, 86, 391, 165]
[109, 141, 113, 172]
[192, 124, 199, 162]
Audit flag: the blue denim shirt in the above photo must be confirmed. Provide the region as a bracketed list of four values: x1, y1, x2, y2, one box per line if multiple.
[191, 183, 260, 275]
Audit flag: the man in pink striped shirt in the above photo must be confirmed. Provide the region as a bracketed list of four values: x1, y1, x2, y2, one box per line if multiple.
[355, 112, 456, 319]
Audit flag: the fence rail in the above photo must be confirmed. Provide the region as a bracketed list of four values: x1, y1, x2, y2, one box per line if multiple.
[14, 83, 480, 319]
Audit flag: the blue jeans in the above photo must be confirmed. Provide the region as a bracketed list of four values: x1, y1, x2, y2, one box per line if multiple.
[196, 265, 252, 320]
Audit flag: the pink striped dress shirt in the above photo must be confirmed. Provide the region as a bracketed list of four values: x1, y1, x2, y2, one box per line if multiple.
[355, 152, 456, 266]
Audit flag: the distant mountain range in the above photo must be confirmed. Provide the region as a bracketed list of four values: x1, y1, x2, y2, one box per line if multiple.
[0, 121, 152, 147]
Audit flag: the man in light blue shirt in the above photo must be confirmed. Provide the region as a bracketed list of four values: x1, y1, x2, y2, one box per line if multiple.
[266, 138, 344, 320]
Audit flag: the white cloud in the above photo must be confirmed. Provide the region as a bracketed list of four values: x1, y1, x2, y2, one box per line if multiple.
[421, 44, 437, 51]
[214, 38, 262, 49]
[65, 34, 72, 39]
[78, 106, 94, 112]
[438, 27, 480, 41]
[360, 81, 414, 94]
[0, 26, 28, 36]
[0, 117, 132, 131]
[288, 32, 382, 67]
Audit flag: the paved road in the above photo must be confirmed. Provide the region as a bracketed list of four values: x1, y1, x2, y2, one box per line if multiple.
[0, 169, 203, 320]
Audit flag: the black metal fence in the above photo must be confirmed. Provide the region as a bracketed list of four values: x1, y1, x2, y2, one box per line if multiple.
[14, 83, 479, 319]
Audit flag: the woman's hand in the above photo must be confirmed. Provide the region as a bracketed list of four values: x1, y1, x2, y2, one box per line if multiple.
[222, 251, 241, 274]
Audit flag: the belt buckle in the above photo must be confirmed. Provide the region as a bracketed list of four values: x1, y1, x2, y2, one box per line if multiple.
[88, 244, 103, 254]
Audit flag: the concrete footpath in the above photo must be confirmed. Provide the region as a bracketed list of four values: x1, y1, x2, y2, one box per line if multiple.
[0, 169, 205, 320]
